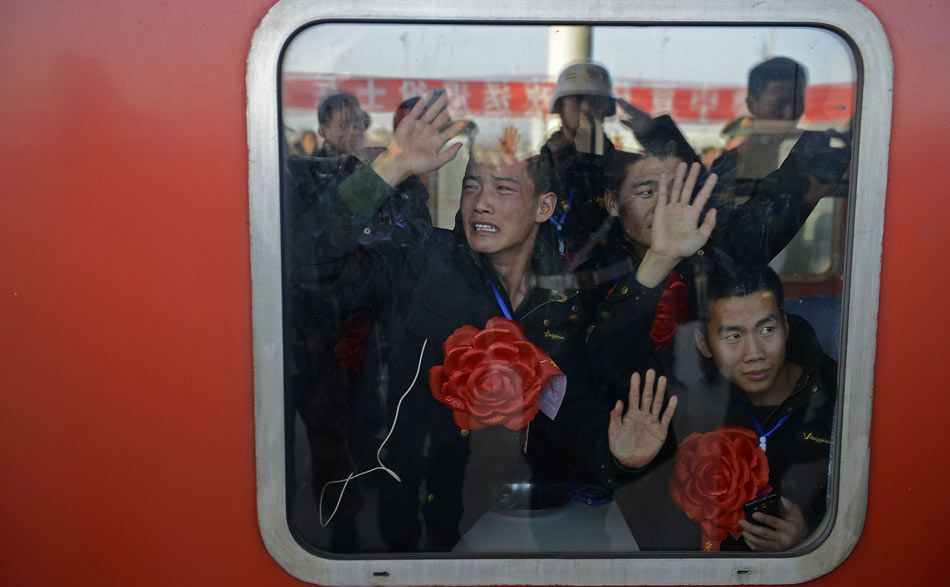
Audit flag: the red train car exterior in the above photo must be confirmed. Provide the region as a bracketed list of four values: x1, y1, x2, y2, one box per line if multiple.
[1, 0, 948, 585]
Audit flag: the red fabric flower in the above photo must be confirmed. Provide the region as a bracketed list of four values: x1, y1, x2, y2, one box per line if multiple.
[428, 317, 561, 430]
[650, 271, 689, 350]
[668, 426, 770, 550]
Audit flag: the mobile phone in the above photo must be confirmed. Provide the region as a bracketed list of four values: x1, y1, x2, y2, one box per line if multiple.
[743, 492, 781, 526]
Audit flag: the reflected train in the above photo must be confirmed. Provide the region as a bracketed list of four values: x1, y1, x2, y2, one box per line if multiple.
[1, 0, 947, 585]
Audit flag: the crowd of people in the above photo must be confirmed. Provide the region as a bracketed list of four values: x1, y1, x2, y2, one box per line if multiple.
[281, 56, 851, 554]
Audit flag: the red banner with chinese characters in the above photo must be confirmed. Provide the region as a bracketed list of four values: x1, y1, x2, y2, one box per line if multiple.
[282, 74, 855, 125]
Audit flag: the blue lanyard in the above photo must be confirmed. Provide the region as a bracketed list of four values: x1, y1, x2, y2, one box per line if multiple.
[745, 406, 793, 453]
[548, 189, 576, 255]
[490, 282, 513, 320]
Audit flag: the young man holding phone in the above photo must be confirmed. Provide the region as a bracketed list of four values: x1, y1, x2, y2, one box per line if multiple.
[614, 264, 837, 551]
[692, 265, 837, 551]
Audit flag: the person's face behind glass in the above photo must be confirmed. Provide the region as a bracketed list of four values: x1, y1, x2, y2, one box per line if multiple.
[320, 104, 366, 155]
[697, 290, 791, 403]
[300, 132, 316, 156]
[460, 157, 554, 261]
[557, 94, 614, 136]
[605, 155, 682, 247]
[746, 80, 806, 122]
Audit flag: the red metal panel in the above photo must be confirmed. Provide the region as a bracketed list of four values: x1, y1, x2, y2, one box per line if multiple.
[0, 1, 291, 585]
[836, 1, 950, 584]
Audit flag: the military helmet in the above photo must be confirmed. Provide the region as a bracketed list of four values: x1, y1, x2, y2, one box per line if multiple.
[550, 61, 615, 113]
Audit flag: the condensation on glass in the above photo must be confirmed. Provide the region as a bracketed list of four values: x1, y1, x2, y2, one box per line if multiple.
[278, 22, 855, 556]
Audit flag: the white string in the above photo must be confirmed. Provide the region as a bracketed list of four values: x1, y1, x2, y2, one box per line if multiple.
[318, 338, 428, 528]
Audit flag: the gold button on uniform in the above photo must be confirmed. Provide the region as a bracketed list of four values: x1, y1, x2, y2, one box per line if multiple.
[427, 493, 435, 502]
[811, 385, 819, 392]
[543, 319, 550, 326]
[460, 429, 469, 437]
[620, 286, 629, 295]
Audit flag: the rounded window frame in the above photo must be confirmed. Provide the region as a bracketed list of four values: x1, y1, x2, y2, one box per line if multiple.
[247, 1, 891, 584]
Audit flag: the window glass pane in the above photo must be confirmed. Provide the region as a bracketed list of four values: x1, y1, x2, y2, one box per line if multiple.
[279, 22, 855, 555]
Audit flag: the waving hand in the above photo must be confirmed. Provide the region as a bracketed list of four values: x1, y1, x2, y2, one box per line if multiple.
[371, 90, 465, 187]
[636, 162, 718, 287]
[608, 370, 677, 469]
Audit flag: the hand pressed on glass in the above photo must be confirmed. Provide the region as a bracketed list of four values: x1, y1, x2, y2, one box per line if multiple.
[608, 369, 677, 469]
[634, 161, 718, 288]
[371, 89, 466, 187]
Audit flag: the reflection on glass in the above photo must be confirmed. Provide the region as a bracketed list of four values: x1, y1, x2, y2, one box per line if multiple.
[279, 23, 854, 555]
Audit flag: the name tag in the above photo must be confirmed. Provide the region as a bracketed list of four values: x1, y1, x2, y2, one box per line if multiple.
[539, 373, 567, 420]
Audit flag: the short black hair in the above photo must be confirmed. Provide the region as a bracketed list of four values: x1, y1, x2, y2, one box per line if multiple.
[698, 264, 786, 380]
[317, 92, 360, 126]
[603, 150, 644, 194]
[524, 154, 554, 197]
[747, 57, 808, 101]
[707, 264, 785, 312]
[463, 152, 551, 197]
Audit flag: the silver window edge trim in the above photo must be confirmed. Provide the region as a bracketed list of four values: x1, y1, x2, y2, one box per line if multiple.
[248, 0, 892, 584]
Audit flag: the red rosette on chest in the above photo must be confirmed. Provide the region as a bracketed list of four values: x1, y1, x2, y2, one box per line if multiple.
[429, 317, 561, 430]
[668, 426, 770, 551]
[650, 270, 689, 350]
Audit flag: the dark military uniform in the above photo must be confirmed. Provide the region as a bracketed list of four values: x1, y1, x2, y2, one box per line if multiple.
[539, 132, 615, 261]
[583, 119, 848, 404]
[312, 164, 620, 552]
[613, 315, 837, 550]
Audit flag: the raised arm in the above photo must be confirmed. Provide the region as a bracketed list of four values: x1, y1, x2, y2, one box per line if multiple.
[617, 98, 702, 166]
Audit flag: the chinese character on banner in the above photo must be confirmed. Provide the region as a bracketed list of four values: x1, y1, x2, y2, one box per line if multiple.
[652, 87, 675, 116]
[690, 88, 719, 124]
[356, 78, 387, 111]
[730, 90, 749, 119]
[443, 81, 472, 117]
[483, 82, 512, 117]
[627, 86, 654, 115]
[524, 82, 553, 116]
[398, 79, 430, 102]
[310, 77, 340, 105]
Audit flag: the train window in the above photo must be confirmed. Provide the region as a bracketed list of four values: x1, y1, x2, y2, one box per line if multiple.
[248, 0, 890, 584]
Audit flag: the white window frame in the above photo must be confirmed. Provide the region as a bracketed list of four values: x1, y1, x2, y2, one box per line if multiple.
[247, 0, 891, 584]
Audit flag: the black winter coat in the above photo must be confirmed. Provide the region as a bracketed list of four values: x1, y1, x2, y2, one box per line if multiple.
[613, 315, 837, 551]
[314, 165, 621, 552]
